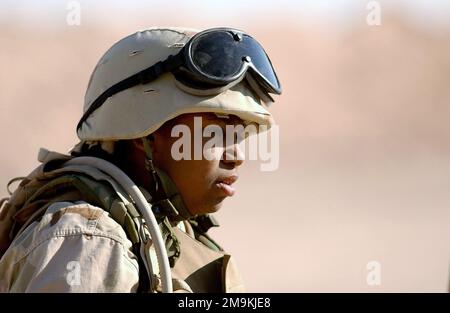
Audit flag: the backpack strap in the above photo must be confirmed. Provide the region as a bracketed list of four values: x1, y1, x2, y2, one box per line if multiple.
[14, 173, 142, 244]
[1, 150, 163, 291]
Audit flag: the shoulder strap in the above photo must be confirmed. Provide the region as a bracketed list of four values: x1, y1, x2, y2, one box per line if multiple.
[1, 148, 143, 256]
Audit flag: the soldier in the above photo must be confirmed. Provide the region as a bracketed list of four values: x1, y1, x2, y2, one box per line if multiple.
[0, 27, 281, 292]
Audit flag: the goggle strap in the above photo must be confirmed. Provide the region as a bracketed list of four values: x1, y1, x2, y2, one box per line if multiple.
[139, 54, 183, 84]
[173, 74, 245, 96]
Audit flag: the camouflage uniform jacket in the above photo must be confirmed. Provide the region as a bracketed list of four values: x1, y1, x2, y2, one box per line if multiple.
[0, 149, 245, 293]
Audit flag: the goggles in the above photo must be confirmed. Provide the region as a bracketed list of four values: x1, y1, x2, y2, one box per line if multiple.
[77, 27, 282, 131]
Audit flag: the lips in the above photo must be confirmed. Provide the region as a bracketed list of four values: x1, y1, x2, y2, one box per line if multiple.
[215, 175, 238, 197]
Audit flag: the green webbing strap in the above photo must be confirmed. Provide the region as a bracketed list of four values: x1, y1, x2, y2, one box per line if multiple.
[188, 217, 223, 252]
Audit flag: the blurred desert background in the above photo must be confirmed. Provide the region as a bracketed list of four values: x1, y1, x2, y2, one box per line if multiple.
[1, 0, 449, 292]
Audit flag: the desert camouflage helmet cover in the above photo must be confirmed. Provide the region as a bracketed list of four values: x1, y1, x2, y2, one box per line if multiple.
[77, 27, 275, 142]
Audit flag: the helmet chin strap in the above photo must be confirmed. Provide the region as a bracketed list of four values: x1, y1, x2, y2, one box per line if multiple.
[142, 136, 160, 193]
[140, 136, 193, 222]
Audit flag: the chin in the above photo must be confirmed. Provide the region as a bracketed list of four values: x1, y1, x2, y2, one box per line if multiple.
[187, 200, 223, 216]
[209, 204, 222, 213]
[205, 200, 224, 214]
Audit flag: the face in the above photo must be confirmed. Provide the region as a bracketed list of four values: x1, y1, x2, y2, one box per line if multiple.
[151, 113, 245, 216]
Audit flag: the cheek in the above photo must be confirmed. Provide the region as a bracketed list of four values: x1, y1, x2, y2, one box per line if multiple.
[166, 159, 217, 194]
[154, 135, 223, 211]
[166, 159, 220, 213]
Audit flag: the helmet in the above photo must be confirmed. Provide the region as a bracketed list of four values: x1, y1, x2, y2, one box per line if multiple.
[69, 27, 281, 249]
[76, 27, 276, 142]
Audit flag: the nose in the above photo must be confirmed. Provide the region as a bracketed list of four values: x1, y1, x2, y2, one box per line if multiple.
[221, 143, 244, 168]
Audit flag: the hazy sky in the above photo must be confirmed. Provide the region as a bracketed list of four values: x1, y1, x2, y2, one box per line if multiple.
[1, 0, 449, 30]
